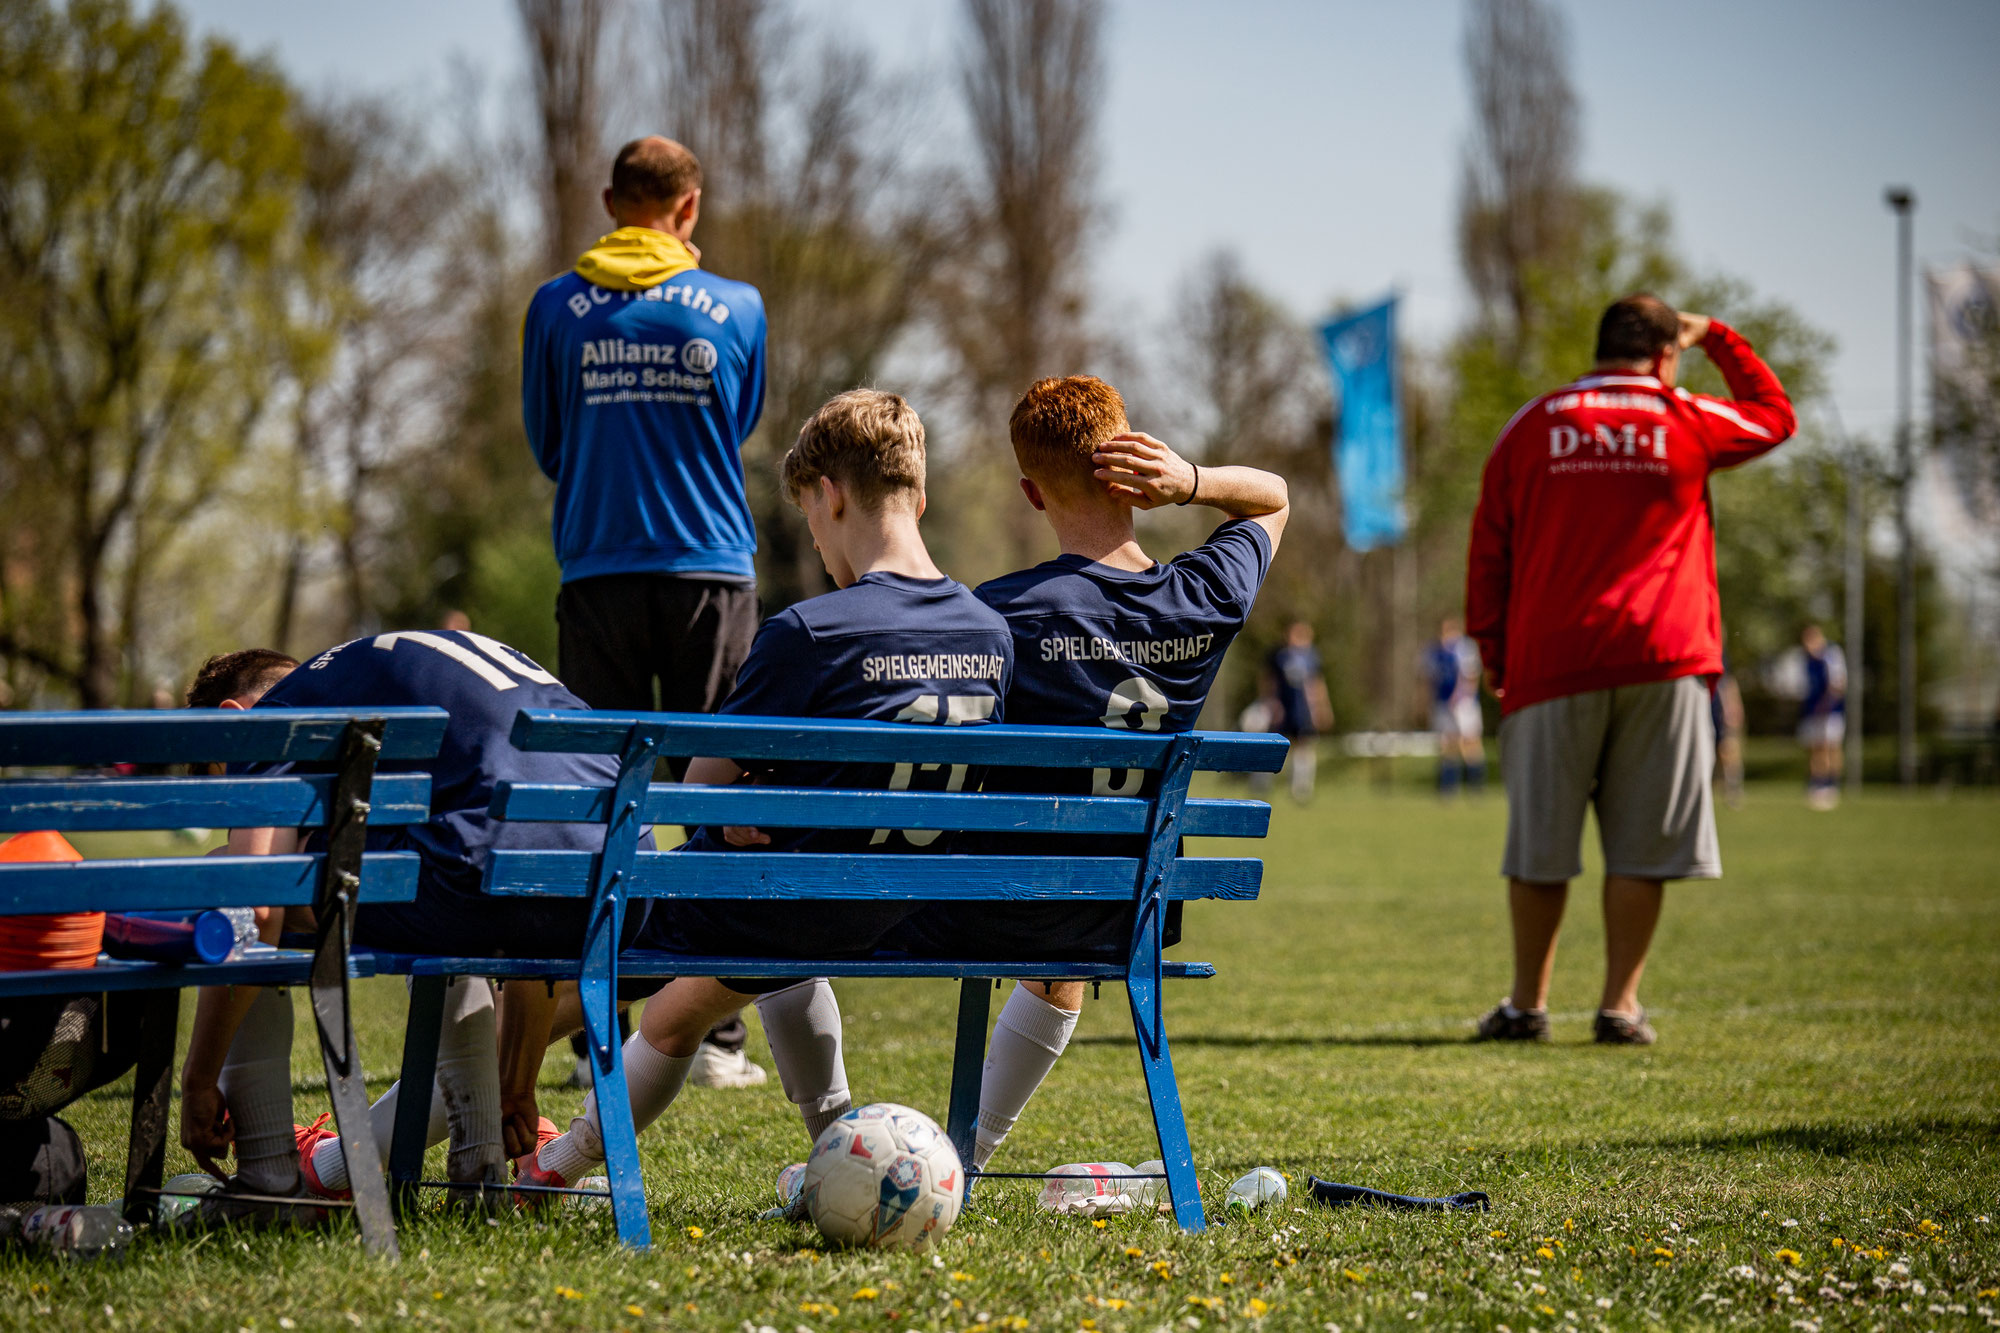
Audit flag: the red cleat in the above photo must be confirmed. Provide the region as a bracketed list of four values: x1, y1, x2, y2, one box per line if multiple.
[294, 1112, 352, 1201]
[511, 1117, 568, 1211]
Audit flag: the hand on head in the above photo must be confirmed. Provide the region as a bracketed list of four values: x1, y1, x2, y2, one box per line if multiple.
[1092, 433, 1196, 509]
[1676, 312, 1712, 349]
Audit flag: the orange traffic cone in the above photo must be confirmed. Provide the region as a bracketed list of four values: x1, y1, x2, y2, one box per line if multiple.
[0, 830, 104, 970]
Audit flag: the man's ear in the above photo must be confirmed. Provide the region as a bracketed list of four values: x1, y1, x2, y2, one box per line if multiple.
[915, 491, 927, 520]
[602, 186, 617, 222]
[678, 188, 701, 232]
[218, 697, 247, 711]
[818, 473, 844, 521]
[1019, 476, 1047, 512]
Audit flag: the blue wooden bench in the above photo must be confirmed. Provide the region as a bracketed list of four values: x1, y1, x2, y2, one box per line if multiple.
[0, 708, 449, 1259]
[371, 710, 1287, 1248]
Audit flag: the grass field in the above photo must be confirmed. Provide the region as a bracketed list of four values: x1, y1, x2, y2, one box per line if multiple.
[9, 777, 1998, 1331]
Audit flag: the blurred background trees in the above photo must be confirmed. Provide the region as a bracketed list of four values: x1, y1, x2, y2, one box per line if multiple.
[0, 0, 1952, 756]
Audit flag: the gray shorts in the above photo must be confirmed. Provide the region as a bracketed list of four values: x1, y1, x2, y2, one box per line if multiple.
[1499, 675, 1720, 883]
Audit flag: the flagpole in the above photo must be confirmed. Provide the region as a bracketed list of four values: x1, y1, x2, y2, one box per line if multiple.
[1885, 186, 1917, 787]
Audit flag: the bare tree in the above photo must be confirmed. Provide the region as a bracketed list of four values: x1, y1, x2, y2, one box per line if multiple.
[647, 0, 948, 606]
[1458, 0, 1579, 340]
[519, 0, 612, 274]
[951, 0, 1103, 400]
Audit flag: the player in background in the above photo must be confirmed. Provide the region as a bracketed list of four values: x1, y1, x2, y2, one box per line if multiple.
[1712, 650, 1746, 809]
[173, 631, 639, 1225]
[1264, 620, 1333, 803]
[504, 390, 1014, 1197]
[1427, 618, 1486, 794]
[895, 374, 1288, 1174]
[1798, 624, 1848, 809]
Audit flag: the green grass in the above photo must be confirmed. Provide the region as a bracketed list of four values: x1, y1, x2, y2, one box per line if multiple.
[9, 781, 1998, 1331]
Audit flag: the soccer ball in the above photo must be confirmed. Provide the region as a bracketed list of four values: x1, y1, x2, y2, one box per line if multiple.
[802, 1102, 963, 1249]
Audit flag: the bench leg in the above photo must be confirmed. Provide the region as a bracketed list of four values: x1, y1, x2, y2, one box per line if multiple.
[389, 975, 447, 1217]
[312, 978, 399, 1259]
[122, 990, 180, 1228]
[1128, 953, 1205, 1232]
[580, 964, 649, 1249]
[945, 979, 992, 1186]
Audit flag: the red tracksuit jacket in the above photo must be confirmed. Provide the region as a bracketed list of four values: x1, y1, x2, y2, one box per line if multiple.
[1464, 322, 1796, 715]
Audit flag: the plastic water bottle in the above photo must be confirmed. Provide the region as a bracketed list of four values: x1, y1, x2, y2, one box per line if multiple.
[570, 1176, 611, 1208]
[1038, 1163, 1138, 1216]
[1131, 1159, 1167, 1208]
[15, 1205, 134, 1261]
[776, 1162, 807, 1207]
[1224, 1167, 1287, 1216]
[221, 907, 261, 957]
[153, 1172, 223, 1223]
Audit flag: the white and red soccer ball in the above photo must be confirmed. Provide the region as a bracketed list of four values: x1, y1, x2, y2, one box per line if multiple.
[802, 1102, 963, 1249]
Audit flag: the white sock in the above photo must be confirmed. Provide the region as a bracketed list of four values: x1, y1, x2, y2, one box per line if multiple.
[538, 1033, 694, 1184]
[434, 977, 503, 1182]
[217, 988, 298, 1193]
[755, 979, 852, 1144]
[310, 1078, 450, 1194]
[972, 986, 1078, 1170]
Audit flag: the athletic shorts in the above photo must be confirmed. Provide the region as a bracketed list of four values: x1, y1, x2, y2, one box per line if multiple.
[557, 573, 758, 720]
[355, 867, 648, 960]
[1798, 713, 1845, 748]
[631, 897, 922, 995]
[1433, 696, 1483, 740]
[1499, 675, 1719, 883]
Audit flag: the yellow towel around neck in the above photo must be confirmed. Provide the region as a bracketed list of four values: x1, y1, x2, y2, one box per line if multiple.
[573, 226, 699, 290]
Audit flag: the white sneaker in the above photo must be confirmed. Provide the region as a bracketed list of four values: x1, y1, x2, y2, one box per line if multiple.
[687, 1041, 768, 1089]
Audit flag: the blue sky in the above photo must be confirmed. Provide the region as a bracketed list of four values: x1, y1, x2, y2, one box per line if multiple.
[179, 0, 2000, 445]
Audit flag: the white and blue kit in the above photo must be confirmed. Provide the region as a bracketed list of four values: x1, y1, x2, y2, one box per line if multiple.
[895, 520, 1274, 960]
[236, 631, 647, 957]
[639, 573, 1013, 974]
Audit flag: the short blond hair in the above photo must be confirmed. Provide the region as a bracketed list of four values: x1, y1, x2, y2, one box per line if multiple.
[1009, 376, 1129, 490]
[781, 389, 926, 509]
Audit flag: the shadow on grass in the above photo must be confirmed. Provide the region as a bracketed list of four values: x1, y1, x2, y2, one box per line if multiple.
[1611, 1115, 2000, 1160]
[1072, 1031, 1469, 1049]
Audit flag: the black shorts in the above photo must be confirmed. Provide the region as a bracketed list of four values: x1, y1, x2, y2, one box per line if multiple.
[632, 897, 922, 995]
[557, 573, 758, 721]
[887, 901, 1145, 964]
[356, 871, 650, 960]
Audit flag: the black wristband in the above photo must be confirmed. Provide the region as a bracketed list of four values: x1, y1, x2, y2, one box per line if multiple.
[1178, 463, 1200, 506]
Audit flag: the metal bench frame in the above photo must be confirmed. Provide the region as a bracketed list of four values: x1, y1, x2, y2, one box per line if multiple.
[0, 708, 449, 1260]
[372, 710, 1286, 1248]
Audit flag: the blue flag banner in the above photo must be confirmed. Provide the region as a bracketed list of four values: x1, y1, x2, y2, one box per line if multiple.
[1319, 296, 1406, 551]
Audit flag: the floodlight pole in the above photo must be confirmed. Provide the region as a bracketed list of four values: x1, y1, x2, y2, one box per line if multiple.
[1842, 419, 1865, 794]
[1885, 186, 1917, 787]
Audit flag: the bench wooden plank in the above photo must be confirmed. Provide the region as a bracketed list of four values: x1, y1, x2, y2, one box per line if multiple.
[0, 707, 450, 766]
[0, 948, 380, 996]
[370, 951, 1218, 981]
[490, 783, 1271, 839]
[0, 772, 433, 832]
[0, 852, 420, 914]
[507, 710, 1290, 773]
[484, 850, 1263, 901]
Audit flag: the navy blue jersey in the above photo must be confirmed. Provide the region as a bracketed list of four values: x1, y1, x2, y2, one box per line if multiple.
[235, 631, 628, 889]
[687, 572, 1013, 853]
[974, 520, 1272, 799]
[1267, 642, 1323, 737]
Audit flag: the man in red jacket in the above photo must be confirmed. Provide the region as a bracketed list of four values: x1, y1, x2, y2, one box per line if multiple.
[1464, 293, 1795, 1045]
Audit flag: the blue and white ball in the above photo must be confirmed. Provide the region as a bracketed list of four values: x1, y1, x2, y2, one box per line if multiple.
[802, 1102, 963, 1249]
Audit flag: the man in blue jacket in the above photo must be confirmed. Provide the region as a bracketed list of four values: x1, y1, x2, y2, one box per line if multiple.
[521, 136, 769, 1088]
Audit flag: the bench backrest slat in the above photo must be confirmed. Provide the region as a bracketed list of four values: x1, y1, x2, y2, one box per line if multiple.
[485, 849, 1262, 902]
[0, 773, 433, 833]
[490, 783, 1270, 840]
[508, 710, 1289, 773]
[0, 852, 420, 915]
[0, 708, 450, 766]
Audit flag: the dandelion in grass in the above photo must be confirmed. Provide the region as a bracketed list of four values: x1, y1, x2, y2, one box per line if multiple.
[555, 1286, 584, 1301]
[1776, 1249, 1802, 1265]
[1536, 1247, 1555, 1259]
[1219, 1273, 1234, 1286]
[852, 1288, 879, 1301]
[1124, 1247, 1144, 1258]
[687, 1226, 703, 1239]
[1247, 1298, 1270, 1318]
[951, 1272, 976, 1283]
[1092, 1220, 1108, 1230]
[1653, 1247, 1673, 1258]
[1153, 1261, 1174, 1280]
